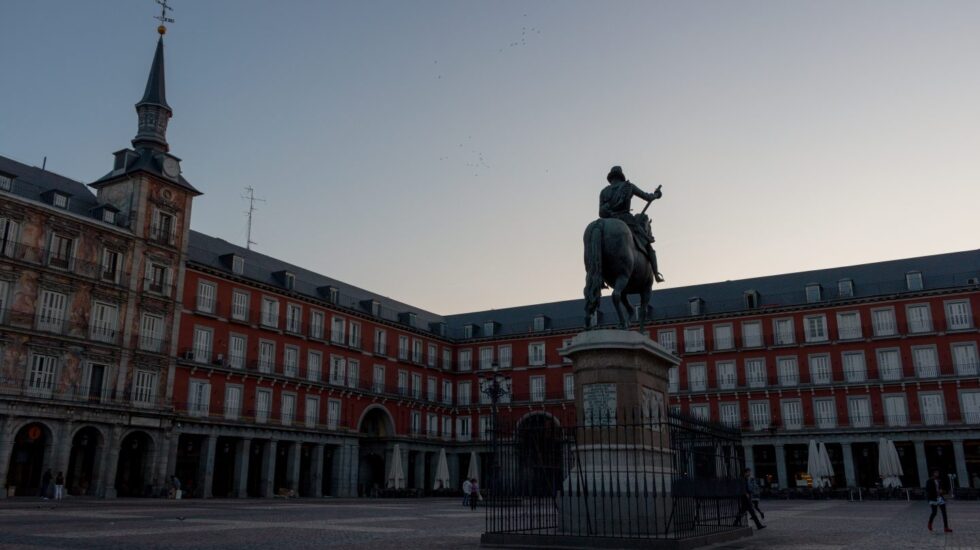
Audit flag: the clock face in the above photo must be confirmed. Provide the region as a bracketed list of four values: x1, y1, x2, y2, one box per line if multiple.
[162, 157, 179, 178]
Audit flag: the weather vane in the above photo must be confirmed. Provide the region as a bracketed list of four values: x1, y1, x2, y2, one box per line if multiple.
[154, 0, 175, 35]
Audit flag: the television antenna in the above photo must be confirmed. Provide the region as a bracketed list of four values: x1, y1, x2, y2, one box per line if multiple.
[242, 186, 266, 251]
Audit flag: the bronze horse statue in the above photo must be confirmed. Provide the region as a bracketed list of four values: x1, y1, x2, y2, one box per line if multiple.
[583, 213, 655, 331]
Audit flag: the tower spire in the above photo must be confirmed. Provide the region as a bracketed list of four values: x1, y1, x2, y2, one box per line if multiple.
[133, 1, 175, 152]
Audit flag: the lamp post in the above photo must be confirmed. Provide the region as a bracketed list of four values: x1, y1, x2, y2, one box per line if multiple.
[479, 364, 510, 519]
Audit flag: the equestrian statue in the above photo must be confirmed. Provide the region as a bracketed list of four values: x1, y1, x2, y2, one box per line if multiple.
[583, 165, 664, 331]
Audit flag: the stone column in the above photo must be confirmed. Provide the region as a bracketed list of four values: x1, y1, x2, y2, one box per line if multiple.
[952, 440, 969, 489]
[153, 431, 174, 495]
[330, 440, 358, 497]
[310, 444, 324, 497]
[841, 442, 856, 487]
[233, 439, 251, 498]
[774, 444, 788, 489]
[743, 444, 755, 477]
[448, 453, 460, 489]
[55, 421, 74, 476]
[0, 418, 13, 499]
[915, 440, 929, 487]
[166, 432, 181, 480]
[413, 450, 426, 490]
[287, 442, 301, 494]
[100, 426, 123, 498]
[401, 446, 410, 488]
[261, 440, 277, 497]
[197, 435, 217, 498]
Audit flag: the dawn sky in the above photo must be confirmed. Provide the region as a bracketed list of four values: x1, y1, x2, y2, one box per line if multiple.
[2, 0, 979, 314]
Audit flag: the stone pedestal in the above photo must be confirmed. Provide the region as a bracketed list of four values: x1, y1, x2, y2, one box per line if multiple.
[558, 329, 680, 537]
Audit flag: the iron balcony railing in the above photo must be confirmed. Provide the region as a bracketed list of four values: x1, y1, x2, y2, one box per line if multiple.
[0, 243, 131, 288]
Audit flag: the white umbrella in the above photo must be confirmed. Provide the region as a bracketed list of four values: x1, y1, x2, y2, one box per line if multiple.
[806, 440, 822, 485]
[466, 451, 480, 484]
[817, 442, 834, 487]
[878, 438, 903, 488]
[387, 444, 406, 489]
[433, 448, 450, 491]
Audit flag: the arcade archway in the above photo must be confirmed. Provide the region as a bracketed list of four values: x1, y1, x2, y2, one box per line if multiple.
[66, 426, 104, 496]
[115, 431, 154, 497]
[6, 422, 54, 496]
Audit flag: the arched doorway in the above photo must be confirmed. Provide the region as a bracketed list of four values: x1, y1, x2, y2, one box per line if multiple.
[357, 406, 394, 496]
[516, 414, 565, 497]
[115, 431, 154, 497]
[6, 422, 53, 496]
[358, 406, 395, 438]
[358, 453, 385, 496]
[66, 427, 104, 496]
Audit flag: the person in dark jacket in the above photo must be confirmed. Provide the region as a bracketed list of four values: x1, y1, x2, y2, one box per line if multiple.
[925, 470, 952, 533]
[734, 468, 765, 530]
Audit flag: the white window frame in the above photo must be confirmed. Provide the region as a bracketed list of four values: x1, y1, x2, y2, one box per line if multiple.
[951, 342, 979, 376]
[871, 307, 897, 337]
[713, 324, 734, 351]
[192, 326, 213, 364]
[26, 353, 58, 396]
[683, 326, 705, 353]
[310, 310, 325, 339]
[327, 399, 341, 429]
[773, 318, 795, 345]
[283, 345, 299, 377]
[187, 379, 211, 417]
[307, 350, 323, 382]
[228, 333, 247, 369]
[912, 345, 939, 378]
[285, 303, 302, 333]
[804, 314, 828, 343]
[657, 329, 677, 353]
[808, 354, 831, 385]
[776, 356, 799, 387]
[719, 402, 740, 428]
[876, 348, 902, 381]
[919, 392, 945, 426]
[530, 375, 546, 402]
[498, 345, 512, 368]
[458, 381, 472, 406]
[842, 351, 867, 382]
[959, 391, 980, 425]
[479, 346, 494, 370]
[90, 300, 119, 343]
[37, 289, 67, 333]
[528, 343, 546, 366]
[781, 399, 803, 430]
[883, 394, 908, 427]
[749, 401, 770, 431]
[280, 392, 297, 426]
[716, 360, 736, 390]
[132, 369, 157, 406]
[331, 316, 346, 344]
[741, 321, 763, 348]
[745, 358, 767, 388]
[139, 312, 164, 352]
[813, 397, 837, 429]
[196, 280, 217, 314]
[944, 300, 973, 330]
[231, 289, 250, 321]
[255, 389, 272, 423]
[847, 396, 871, 428]
[906, 304, 933, 334]
[224, 384, 243, 420]
[260, 297, 279, 328]
[258, 340, 276, 373]
[305, 396, 320, 428]
[836, 311, 862, 340]
[687, 363, 706, 392]
[349, 321, 362, 349]
[374, 328, 387, 355]
[564, 373, 575, 400]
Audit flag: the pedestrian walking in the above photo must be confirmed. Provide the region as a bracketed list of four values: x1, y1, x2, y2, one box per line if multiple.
[734, 468, 765, 530]
[926, 469, 952, 533]
[748, 471, 764, 519]
[469, 479, 479, 511]
[40, 469, 52, 500]
[170, 474, 182, 500]
[54, 472, 65, 500]
[462, 478, 471, 507]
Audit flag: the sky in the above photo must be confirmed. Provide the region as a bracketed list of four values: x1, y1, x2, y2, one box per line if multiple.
[2, 1, 980, 314]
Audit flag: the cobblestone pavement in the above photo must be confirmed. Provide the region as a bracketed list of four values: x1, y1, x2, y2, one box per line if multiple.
[0, 498, 977, 549]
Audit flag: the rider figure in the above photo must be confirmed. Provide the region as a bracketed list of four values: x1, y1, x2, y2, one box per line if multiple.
[599, 166, 664, 282]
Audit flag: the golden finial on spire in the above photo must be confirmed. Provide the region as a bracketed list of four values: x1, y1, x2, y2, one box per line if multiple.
[154, 0, 174, 35]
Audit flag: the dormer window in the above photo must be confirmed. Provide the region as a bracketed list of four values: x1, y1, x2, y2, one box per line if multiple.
[284, 272, 295, 290]
[906, 271, 923, 291]
[533, 315, 547, 332]
[369, 300, 381, 316]
[319, 286, 339, 304]
[232, 255, 244, 275]
[689, 298, 703, 316]
[407, 312, 417, 328]
[483, 321, 495, 337]
[0, 173, 12, 191]
[837, 279, 854, 298]
[805, 284, 822, 303]
[463, 325, 474, 339]
[52, 193, 69, 209]
[433, 322, 447, 337]
[102, 210, 115, 224]
[744, 290, 759, 309]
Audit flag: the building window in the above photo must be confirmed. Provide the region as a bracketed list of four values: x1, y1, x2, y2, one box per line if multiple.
[428, 378, 439, 403]
[657, 329, 677, 353]
[307, 350, 323, 382]
[883, 394, 908, 427]
[458, 381, 472, 405]
[145, 262, 169, 295]
[952, 342, 979, 376]
[808, 354, 831, 385]
[741, 321, 763, 348]
[151, 210, 176, 244]
[398, 335, 409, 360]
[837, 279, 854, 298]
[329, 355, 346, 385]
[687, 363, 706, 392]
[781, 400, 802, 430]
[564, 373, 575, 400]
[945, 300, 973, 330]
[224, 385, 242, 420]
[410, 411, 421, 435]
[668, 367, 678, 393]
[285, 304, 302, 333]
[530, 376, 546, 402]
[283, 272, 295, 290]
[187, 379, 211, 417]
[0, 173, 12, 191]
[805, 284, 821, 303]
[0, 216, 20, 257]
[52, 193, 69, 208]
[689, 404, 709, 421]
[90, 301, 118, 342]
[479, 416, 491, 440]
[232, 255, 244, 275]
[804, 315, 828, 343]
[196, 281, 216, 313]
[836, 311, 862, 340]
[479, 347, 493, 370]
[960, 391, 980, 424]
[327, 399, 341, 429]
[26, 353, 58, 396]
[101, 248, 121, 283]
[720, 402, 739, 428]
[689, 298, 703, 316]
[442, 416, 452, 440]
[683, 326, 705, 353]
[847, 397, 871, 428]
[842, 351, 867, 382]
[412, 339, 423, 363]
[410, 373, 422, 398]
[37, 289, 67, 333]
[906, 271, 923, 291]
[305, 396, 320, 428]
[528, 343, 546, 366]
[442, 379, 453, 405]
[309, 310, 325, 339]
[483, 321, 495, 336]
[906, 304, 932, 333]
[349, 322, 362, 349]
[48, 234, 74, 270]
[192, 327, 213, 363]
[773, 318, 795, 345]
[427, 413, 439, 436]
[813, 397, 836, 429]
[498, 345, 512, 368]
[139, 312, 164, 352]
[463, 325, 473, 339]
[374, 328, 387, 355]
[876, 348, 902, 381]
[397, 370, 408, 396]
[459, 349, 472, 371]
[371, 301, 382, 316]
[281, 393, 296, 425]
[331, 316, 346, 344]
[283, 346, 299, 377]
[533, 315, 546, 331]
[744, 290, 759, 309]
[777, 357, 799, 387]
[713, 324, 733, 350]
[258, 341, 276, 373]
[260, 297, 279, 328]
[749, 401, 770, 431]
[456, 416, 472, 441]
[871, 308, 897, 337]
[427, 344, 437, 367]
[228, 334, 246, 369]
[919, 393, 945, 425]
[255, 389, 272, 423]
[717, 361, 736, 389]
[746, 358, 767, 388]
[231, 290, 250, 321]
[442, 348, 452, 370]
[370, 364, 384, 393]
[132, 369, 157, 405]
[912, 346, 939, 378]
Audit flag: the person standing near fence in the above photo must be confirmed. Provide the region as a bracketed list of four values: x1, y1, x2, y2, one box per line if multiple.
[54, 472, 65, 500]
[469, 479, 480, 511]
[462, 478, 471, 507]
[748, 471, 764, 519]
[926, 469, 952, 533]
[735, 468, 765, 530]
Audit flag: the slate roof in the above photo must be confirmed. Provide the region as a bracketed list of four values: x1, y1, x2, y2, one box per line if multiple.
[0, 155, 102, 219]
[138, 37, 170, 111]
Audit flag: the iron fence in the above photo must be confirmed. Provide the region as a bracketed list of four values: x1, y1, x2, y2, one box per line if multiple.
[483, 411, 746, 546]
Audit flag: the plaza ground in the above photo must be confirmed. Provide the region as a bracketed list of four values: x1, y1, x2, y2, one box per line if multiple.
[0, 498, 977, 549]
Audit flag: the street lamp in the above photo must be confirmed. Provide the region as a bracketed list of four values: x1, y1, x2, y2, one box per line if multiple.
[479, 363, 511, 517]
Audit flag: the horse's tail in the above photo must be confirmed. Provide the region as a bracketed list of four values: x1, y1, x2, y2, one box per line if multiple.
[583, 220, 604, 317]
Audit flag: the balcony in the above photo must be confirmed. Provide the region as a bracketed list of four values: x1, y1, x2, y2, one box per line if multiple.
[0, 243, 129, 288]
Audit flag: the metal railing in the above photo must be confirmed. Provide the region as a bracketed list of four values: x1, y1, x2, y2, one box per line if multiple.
[0, 243, 130, 288]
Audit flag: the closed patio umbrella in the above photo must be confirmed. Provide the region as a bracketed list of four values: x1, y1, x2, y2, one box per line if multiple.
[387, 444, 406, 489]
[433, 448, 451, 491]
[806, 440, 822, 486]
[466, 451, 480, 484]
[878, 438, 903, 488]
[817, 442, 834, 487]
